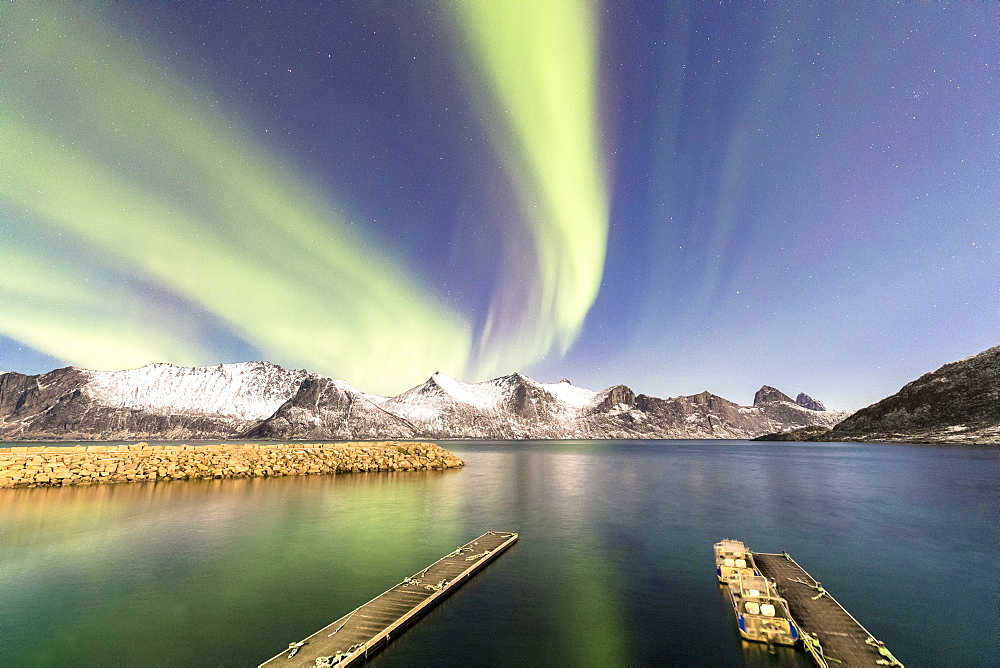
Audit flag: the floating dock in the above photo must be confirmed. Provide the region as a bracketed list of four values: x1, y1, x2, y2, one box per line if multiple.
[260, 531, 518, 667]
[753, 552, 903, 667]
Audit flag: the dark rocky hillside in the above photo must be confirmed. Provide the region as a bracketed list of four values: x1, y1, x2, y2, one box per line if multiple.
[825, 346, 999, 444]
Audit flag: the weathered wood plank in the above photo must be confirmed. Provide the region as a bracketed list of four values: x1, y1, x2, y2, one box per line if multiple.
[260, 531, 518, 667]
[753, 552, 902, 667]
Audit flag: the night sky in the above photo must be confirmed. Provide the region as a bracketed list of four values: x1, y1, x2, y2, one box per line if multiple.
[2, 1, 996, 410]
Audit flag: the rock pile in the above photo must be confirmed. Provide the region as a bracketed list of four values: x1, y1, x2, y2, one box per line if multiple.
[0, 441, 464, 488]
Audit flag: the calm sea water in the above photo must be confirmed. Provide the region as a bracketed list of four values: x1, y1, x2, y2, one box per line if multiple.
[0, 440, 995, 666]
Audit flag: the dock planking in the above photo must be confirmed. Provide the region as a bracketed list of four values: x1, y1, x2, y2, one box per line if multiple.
[260, 531, 518, 667]
[753, 552, 903, 667]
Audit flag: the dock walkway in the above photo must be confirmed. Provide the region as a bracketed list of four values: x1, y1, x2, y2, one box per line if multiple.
[753, 552, 902, 667]
[260, 531, 518, 667]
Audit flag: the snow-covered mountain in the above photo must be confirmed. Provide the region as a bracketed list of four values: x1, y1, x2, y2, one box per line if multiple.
[249, 370, 849, 440]
[243, 376, 420, 440]
[0, 362, 850, 440]
[84, 362, 306, 420]
[372, 372, 600, 438]
[0, 362, 308, 440]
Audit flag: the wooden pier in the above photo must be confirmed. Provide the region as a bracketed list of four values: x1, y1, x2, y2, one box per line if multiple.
[260, 531, 518, 667]
[753, 552, 903, 667]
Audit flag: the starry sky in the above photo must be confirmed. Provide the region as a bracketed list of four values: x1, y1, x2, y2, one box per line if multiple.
[1, 1, 996, 410]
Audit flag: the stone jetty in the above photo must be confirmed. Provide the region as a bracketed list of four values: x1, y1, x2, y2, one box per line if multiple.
[0, 441, 464, 489]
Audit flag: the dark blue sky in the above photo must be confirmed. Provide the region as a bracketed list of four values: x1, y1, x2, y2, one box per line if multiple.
[1, 1, 996, 409]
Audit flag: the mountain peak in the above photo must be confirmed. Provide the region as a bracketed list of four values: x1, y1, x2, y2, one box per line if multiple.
[753, 385, 794, 406]
[795, 392, 826, 411]
[0, 363, 855, 441]
[496, 371, 529, 383]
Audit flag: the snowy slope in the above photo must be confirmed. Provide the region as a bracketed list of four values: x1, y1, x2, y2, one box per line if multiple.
[82, 362, 309, 420]
[0, 362, 309, 440]
[540, 380, 598, 409]
[245, 375, 419, 440]
[0, 362, 852, 441]
[380, 372, 586, 437]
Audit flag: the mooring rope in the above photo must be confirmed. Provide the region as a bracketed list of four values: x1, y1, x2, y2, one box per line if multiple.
[787, 576, 828, 599]
[867, 637, 904, 666]
[466, 549, 492, 561]
[328, 606, 362, 637]
[809, 582, 829, 600]
[801, 631, 841, 665]
[317, 643, 365, 666]
[424, 578, 449, 591]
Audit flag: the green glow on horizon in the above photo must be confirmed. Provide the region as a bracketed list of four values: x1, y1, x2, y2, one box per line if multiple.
[0, 4, 470, 392]
[448, 0, 609, 374]
[0, 234, 212, 369]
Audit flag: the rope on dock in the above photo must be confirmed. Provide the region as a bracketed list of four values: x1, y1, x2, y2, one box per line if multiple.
[868, 637, 904, 666]
[810, 583, 829, 600]
[424, 578, 449, 591]
[260, 532, 520, 667]
[801, 631, 841, 666]
[315, 642, 365, 666]
[327, 606, 362, 637]
[445, 546, 475, 558]
[787, 576, 829, 599]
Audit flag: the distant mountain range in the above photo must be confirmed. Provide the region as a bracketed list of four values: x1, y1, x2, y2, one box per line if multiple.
[0, 362, 849, 441]
[759, 345, 999, 445]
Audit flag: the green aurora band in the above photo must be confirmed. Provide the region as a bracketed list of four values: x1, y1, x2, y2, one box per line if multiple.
[0, 3, 609, 390]
[0, 4, 470, 393]
[447, 0, 609, 375]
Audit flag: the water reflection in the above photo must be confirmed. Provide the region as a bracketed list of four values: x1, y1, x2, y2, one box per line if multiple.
[0, 470, 466, 666]
[0, 440, 995, 666]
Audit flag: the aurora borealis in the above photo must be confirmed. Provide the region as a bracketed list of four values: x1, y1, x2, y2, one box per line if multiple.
[1, 1, 996, 408]
[449, 1, 608, 375]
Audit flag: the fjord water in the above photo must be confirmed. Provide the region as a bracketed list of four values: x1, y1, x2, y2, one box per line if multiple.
[1, 441, 995, 666]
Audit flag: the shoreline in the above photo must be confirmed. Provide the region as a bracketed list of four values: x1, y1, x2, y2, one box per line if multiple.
[0, 441, 464, 489]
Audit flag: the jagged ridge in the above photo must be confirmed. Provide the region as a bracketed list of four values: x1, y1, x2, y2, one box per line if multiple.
[0, 363, 308, 440]
[0, 362, 850, 441]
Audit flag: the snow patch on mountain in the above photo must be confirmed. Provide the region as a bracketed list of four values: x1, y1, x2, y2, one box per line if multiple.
[0, 360, 855, 441]
[540, 380, 597, 409]
[82, 361, 308, 420]
[431, 372, 507, 409]
[360, 392, 390, 405]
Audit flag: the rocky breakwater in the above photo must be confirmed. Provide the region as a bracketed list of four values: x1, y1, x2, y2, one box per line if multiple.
[0, 441, 464, 489]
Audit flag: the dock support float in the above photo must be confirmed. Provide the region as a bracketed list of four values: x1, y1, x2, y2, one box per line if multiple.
[753, 552, 903, 667]
[260, 531, 518, 667]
